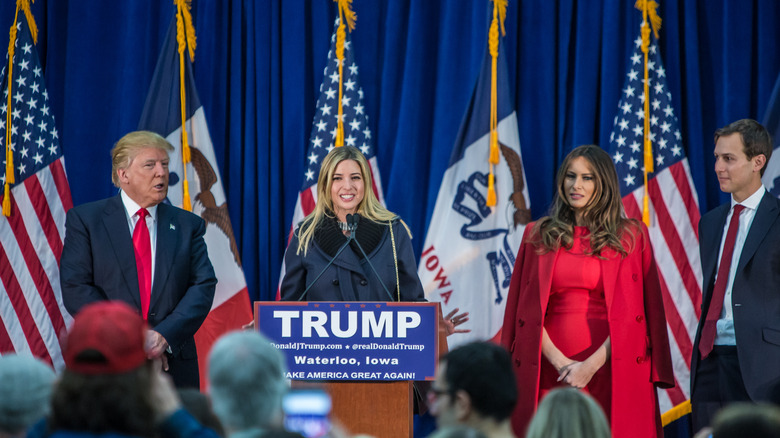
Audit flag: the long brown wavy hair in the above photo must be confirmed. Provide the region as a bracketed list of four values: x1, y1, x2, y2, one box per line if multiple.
[533, 145, 638, 257]
[296, 146, 409, 255]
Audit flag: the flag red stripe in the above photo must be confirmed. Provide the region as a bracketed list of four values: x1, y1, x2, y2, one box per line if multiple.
[657, 268, 693, 364]
[367, 159, 381, 199]
[6, 194, 67, 337]
[24, 176, 63, 261]
[0, 243, 53, 364]
[50, 158, 73, 211]
[622, 193, 642, 220]
[647, 179, 701, 318]
[0, 313, 14, 353]
[669, 162, 700, 238]
[301, 188, 316, 215]
[666, 376, 688, 407]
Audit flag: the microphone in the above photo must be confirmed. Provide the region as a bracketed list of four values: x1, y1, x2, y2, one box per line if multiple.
[348, 214, 395, 301]
[296, 215, 356, 301]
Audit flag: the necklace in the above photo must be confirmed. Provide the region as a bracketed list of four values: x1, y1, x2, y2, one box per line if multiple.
[337, 221, 350, 231]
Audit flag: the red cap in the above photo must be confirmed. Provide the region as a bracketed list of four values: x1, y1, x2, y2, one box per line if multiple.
[63, 301, 148, 375]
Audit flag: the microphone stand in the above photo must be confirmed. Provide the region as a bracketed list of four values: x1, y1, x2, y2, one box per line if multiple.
[349, 214, 396, 302]
[297, 214, 355, 301]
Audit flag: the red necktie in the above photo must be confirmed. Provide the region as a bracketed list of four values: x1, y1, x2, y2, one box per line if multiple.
[133, 208, 152, 320]
[699, 204, 745, 359]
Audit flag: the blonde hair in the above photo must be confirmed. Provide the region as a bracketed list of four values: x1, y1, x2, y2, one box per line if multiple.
[110, 131, 174, 187]
[533, 145, 638, 257]
[296, 146, 407, 255]
[525, 388, 611, 438]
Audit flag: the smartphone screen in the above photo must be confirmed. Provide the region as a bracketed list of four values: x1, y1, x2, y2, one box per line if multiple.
[282, 389, 332, 438]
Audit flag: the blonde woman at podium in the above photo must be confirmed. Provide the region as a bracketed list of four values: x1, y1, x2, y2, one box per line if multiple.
[280, 146, 468, 332]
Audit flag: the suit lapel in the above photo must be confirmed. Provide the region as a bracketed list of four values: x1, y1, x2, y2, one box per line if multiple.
[737, 191, 780, 273]
[152, 204, 177, 305]
[102, 195, 142, 309]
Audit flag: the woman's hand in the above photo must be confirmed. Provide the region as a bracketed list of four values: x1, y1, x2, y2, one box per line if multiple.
[558, 360, 599, 389]
[442, 308, 471, 336]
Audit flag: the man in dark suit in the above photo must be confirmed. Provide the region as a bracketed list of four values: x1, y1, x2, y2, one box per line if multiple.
[691, 119, 780, 432]
[60, 130, 216, 388]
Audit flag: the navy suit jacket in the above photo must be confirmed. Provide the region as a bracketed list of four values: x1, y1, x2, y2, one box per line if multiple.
[60, 195, 216, 386]
[691, 190, 780, 402]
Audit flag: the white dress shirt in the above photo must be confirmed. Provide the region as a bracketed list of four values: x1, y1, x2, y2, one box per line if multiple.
[714, 185, 766, 345]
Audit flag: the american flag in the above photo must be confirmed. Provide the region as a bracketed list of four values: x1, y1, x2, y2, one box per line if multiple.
[280, 17, 383, 289]
[0, 16, 73, 369]
[607, 28, 702, 413]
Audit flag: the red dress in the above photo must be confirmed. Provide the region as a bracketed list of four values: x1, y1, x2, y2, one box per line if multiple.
[538, 226, 612, 419]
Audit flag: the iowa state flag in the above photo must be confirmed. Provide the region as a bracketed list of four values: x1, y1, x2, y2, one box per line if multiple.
[418, 24, 530, 348]
[138, 17, 251, 387]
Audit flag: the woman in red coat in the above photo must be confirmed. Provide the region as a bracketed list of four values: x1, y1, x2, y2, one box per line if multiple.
[501, 145, 674, 438]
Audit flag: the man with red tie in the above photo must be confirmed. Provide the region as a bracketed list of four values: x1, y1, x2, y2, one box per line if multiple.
[691, 119, 780, 432]
[61, 130, 216, 388]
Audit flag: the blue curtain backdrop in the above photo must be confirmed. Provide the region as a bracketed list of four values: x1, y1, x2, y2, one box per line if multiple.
[2, 1, 778, 301]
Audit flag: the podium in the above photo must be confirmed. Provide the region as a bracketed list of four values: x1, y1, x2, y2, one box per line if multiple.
[256, 301, 448, 438]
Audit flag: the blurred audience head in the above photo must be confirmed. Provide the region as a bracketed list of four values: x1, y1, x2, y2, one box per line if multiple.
[178, 388, 226, 437]
[50, 300, 157, 436]
[524, 388, 610, 438]
[430, 342, 517, 436]
[208, 331, 287, 436]
[0, 354, 56, 437]
[428, 425, 488, 438]
[712, 403, 780, 438]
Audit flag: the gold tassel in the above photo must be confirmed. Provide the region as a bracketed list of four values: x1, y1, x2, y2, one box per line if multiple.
[486, 172, 497, 207]
[486, 0, 503, 207]
[634, 0, 662, 226]
[3, 5, 21, 217]
[175, 0, 195, 211]
[333, 0, 356, 148]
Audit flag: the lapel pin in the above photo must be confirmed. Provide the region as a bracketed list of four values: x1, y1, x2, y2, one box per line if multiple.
[170, 224, 176, 230]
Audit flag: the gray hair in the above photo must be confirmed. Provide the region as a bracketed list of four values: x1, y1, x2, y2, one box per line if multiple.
[524, 388, 611, 438]
[0, 354, 56, 434]
[208, 331, 287, 433]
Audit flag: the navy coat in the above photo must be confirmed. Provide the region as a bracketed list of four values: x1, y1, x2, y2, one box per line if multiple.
[60, 195, 217, 387]
[281, 216, 425, 302]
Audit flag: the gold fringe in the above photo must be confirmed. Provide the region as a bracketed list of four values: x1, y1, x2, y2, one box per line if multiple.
[661, 400, 691, 426]
[334, 0, 356, 32]
[18, 0, 37, 43]
[493, 0, 507, 36]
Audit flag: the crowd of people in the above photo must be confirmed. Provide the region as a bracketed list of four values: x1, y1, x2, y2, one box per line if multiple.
[4, 116, 777, 438]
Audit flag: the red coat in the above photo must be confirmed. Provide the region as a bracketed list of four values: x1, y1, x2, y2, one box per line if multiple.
[501, 222, 674, 438]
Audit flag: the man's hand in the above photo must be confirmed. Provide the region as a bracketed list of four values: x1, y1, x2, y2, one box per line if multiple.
[146, 330, 170, 371]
